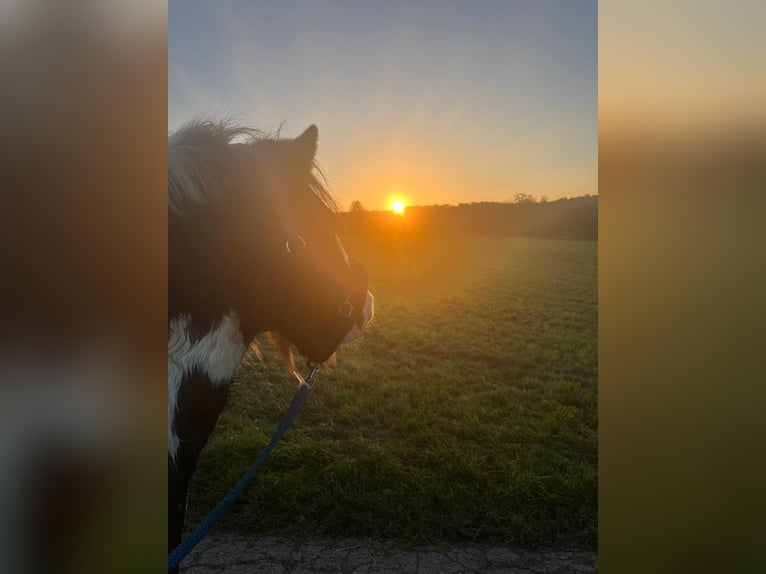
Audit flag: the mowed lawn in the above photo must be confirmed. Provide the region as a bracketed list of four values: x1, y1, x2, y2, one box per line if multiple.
[187, 233, 597, 547]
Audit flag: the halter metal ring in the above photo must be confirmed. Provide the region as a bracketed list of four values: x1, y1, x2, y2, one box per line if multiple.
[304, 365, 321, 388]
[285, 235, 306, 255]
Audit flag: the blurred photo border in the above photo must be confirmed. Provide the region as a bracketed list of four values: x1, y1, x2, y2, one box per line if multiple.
[0, 1, 763, 572]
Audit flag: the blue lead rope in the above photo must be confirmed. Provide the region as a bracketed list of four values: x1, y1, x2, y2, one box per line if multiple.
[168, 373, 316, 572]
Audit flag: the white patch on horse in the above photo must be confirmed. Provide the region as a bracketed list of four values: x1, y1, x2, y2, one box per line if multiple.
[168, 311, 247, 460]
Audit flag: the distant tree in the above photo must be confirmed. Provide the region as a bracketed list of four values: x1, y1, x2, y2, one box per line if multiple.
[513, 193, 537, 204]
[349, 200, 366, 213]
[539, 194, 549, 204]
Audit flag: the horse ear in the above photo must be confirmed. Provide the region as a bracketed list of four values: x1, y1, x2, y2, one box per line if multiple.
[294, 125, 318, 165]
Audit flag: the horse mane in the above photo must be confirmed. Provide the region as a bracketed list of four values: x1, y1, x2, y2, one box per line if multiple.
[168, 119, 338, 215]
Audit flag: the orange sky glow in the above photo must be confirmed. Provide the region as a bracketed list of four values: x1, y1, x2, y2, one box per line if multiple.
[169, 2, 597, 211]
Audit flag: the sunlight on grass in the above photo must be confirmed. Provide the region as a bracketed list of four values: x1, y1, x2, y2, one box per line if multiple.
[189, 235, 597, 547]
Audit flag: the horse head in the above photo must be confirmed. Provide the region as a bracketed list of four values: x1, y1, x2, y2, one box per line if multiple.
[168, 119, 373, 383]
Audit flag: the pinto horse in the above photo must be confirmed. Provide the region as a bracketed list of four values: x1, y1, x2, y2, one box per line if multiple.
[168, 121, 373, 570]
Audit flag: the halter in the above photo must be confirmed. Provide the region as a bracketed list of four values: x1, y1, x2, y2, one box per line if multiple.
[283, 233, 366, 325]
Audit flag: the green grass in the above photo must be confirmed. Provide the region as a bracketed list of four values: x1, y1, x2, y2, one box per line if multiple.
[187, 234, 597, 547]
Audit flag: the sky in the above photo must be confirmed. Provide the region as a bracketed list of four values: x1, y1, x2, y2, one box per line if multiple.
[169, 1, 597, 210]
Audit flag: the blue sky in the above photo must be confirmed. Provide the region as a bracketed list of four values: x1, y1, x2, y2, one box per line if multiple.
[169, 0, 597, 209]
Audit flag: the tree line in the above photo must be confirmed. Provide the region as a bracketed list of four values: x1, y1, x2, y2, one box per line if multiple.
[345, 195, 597, 241]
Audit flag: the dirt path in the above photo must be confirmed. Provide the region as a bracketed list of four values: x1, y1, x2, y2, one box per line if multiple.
[181, 535, 597, 573]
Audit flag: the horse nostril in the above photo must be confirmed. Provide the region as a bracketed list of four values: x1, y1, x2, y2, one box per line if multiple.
[339, 295, 356, 319]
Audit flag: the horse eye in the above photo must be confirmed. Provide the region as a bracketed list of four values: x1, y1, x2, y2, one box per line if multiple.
[285, 235, 306, 255]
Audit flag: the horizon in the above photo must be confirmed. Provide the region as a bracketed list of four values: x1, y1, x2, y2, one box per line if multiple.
[344, 192, 597, 213]
[169, 1, 597, 210]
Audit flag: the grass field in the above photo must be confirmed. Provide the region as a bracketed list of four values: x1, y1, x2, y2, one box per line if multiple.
[187, 233, 597, 548]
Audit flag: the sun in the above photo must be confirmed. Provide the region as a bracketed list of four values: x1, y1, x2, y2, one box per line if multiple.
[391, 199, 406, 214]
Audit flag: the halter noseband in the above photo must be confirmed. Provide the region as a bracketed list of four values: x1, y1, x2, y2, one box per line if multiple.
[283, 234, 364, 322]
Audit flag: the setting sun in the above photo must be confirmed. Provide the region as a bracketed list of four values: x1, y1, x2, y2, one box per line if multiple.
[391, 199, 406, 214]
